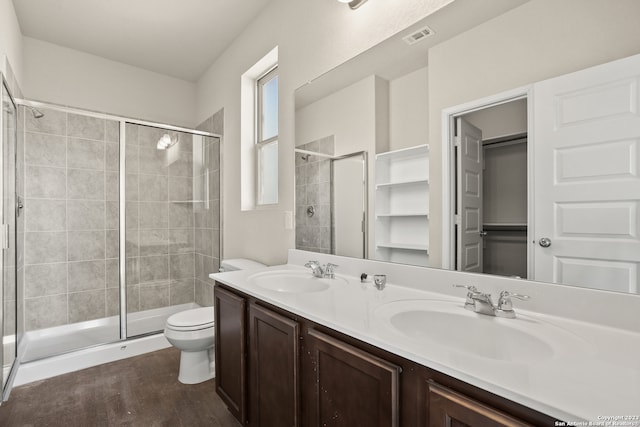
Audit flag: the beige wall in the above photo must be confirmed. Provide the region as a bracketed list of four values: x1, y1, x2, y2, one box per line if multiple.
[296, 77, 376, 155]
[427, 0, 640, 267]
[0, 0, 23, 87]
[464, 99, 527, 141]
[196, 0, 454, 265]
[389, 66, 429, 152]
[22, 37, 197, 128]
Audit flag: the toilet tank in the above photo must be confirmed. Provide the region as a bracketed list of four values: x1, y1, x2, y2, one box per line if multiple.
[219, 258, 266, 272]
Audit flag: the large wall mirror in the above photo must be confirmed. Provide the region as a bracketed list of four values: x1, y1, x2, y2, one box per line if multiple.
[294, 0, 640, 295]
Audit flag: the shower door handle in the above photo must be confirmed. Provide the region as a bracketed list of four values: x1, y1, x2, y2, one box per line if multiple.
[2, 224, 9, 249]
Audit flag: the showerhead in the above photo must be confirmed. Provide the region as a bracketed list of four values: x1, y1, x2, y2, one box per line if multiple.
[30, 107, 45, 119]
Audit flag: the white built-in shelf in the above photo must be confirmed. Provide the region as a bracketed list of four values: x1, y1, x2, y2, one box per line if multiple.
[374, 144, 430, 266]
[376, 144, 429, 161]
[376, 212, 429, 218]
[375, 178, 429, 189]
[376, 242, 429, 252]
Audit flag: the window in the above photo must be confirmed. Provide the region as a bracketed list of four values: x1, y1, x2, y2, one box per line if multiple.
[256, 66, 279, 205]
[240, 46, 278, 211]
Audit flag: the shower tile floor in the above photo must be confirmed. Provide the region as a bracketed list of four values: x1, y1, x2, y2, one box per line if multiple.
[0, 347, 241, 427]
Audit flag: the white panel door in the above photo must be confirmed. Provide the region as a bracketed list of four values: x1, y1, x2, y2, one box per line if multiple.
[456, 118, 483, 272]
[533, 53, 640, 293]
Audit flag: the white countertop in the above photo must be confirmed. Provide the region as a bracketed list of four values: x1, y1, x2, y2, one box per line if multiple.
[211, 257, 640, 423]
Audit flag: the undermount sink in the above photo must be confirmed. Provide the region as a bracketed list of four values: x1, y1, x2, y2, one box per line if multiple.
[248, 270, 347, 293]
[375, 299, 585, 363]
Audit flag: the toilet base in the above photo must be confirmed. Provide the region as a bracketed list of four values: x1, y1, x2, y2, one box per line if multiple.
[178, 349, 215, 384]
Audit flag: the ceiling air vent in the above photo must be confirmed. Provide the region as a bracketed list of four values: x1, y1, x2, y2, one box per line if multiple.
[402, 25, 435, 45]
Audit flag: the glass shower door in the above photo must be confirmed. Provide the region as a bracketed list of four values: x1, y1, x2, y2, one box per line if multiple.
[124, 123, 220, 337]
[1, 76, 17, 391]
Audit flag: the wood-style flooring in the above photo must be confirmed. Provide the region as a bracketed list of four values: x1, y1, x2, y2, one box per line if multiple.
[0, 347, 242, 427]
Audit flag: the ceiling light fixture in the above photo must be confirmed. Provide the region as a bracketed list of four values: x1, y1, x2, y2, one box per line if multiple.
[338, 0, 368, 10]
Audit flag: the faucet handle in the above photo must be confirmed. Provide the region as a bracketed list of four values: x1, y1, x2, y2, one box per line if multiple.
[373, 274, 387, 290]
[324, 263, 338, 278]
[453, 284, 478, 292]
[304, 260, 320, 268]
[453, 284, 482, 310]
[497, 291, 530, 311]
[453, 284, 479, 301]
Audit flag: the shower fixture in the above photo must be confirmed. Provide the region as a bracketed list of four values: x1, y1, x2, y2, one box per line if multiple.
[28, 106, 44, 119]
[337, 0, 368, 10]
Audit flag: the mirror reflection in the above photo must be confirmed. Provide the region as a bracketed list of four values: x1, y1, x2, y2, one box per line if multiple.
[295, 138, 367, 259]
[294, 0, 640, 295]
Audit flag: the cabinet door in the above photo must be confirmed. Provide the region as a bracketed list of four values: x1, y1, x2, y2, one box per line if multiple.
[428, 382, 533, 427]
[214, 285, 247, 424]
[249, 303, 300, 427]
[305, 328, 401, 427]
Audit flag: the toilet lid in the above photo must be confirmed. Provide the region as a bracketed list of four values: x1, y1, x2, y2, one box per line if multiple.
[166, 307, 214, 330]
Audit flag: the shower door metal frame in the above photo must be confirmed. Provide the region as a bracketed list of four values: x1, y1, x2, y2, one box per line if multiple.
[1, 73, 19, 400]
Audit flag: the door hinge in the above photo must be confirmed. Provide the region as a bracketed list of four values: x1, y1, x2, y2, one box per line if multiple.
[454, 215, 461, 226]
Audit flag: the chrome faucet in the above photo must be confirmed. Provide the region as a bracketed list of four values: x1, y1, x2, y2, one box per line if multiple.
[305, 261, 324, 277]
[453, 285, 529, 318]
[304, 261, 338, 279]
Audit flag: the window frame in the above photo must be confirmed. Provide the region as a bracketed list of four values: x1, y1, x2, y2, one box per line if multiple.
[255, 65, 279, 205]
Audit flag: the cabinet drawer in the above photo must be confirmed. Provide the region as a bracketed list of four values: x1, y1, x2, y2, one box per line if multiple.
[428, 381, 533, 427]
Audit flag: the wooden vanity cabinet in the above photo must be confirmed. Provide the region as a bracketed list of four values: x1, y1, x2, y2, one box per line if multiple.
[214, 283, 558, 427]
[214, 285, 248, 424]
[249, 303, 300, 427]
[215, 284, 301, 426]
[302, 327, 401, 426]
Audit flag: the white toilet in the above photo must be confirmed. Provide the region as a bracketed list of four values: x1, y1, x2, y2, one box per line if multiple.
[164, 258, 266, 384]
[164, 307, 215, 384]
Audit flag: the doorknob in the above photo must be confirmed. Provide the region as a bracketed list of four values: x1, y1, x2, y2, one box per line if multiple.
[538, 237, 552, 248]
[479, 231, 488, 237]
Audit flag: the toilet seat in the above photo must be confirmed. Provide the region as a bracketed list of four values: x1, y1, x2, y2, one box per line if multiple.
[166, 307, 214, 332]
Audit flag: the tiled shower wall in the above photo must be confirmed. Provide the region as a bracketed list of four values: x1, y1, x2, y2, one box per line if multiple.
[23, 108, 120, 331]
[195, 109, 222, 307]
[295, 136, 334, 253]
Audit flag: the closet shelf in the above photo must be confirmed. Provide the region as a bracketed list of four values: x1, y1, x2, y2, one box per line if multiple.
[483, 223, 527, 231]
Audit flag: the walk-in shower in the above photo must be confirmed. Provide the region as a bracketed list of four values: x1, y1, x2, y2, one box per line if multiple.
[0, 95, 222, 389]
[295, 138, 367, 258]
